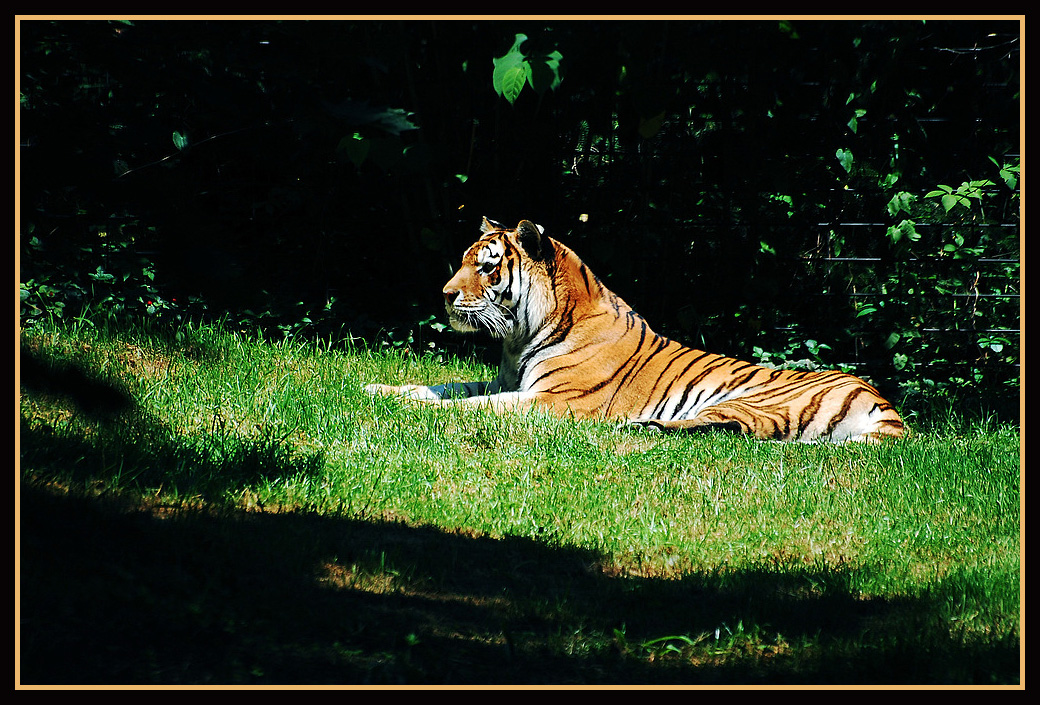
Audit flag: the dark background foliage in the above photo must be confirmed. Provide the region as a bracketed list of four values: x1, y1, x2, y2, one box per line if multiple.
[19, 19, 1020, 419]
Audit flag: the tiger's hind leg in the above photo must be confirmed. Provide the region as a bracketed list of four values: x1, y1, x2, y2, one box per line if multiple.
[639, 397, 903, 443]
[640, 416, 763, 438]
[635, 402, 791, 441]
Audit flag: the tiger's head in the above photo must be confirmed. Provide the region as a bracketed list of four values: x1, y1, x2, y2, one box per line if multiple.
[442, 217, 555, 340]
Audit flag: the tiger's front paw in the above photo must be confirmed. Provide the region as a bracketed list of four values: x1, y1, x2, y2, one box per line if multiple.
[364, 384, 442, 402]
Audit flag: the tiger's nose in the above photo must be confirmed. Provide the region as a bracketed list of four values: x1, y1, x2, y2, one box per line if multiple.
[443, 287, 458, 306]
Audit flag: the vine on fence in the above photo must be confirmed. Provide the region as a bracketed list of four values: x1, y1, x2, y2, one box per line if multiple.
[858, 156, 1020, 404]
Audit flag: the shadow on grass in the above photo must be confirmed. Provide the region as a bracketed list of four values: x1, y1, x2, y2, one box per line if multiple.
[19, 340, 325, 502]
[17, 344, 1020, 686]
[19, 341, 136, 418]
[19, 478, 1020, 687]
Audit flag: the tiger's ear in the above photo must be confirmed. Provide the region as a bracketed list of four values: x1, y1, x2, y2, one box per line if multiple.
[480, 217, 504, 234]
[516, 220, 552, 261]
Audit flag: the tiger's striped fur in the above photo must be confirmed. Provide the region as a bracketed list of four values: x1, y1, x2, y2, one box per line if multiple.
[366, 218, 904, 442]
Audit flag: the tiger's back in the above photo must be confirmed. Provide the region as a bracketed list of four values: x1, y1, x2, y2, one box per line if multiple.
[367, 218, 904, 443]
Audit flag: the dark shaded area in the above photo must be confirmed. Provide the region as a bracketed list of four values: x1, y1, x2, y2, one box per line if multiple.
[19, 331, 327, 504]
[19, 342, 135, 417]
[19, 19, 1020, 420]
[19, 480, 1020, 686]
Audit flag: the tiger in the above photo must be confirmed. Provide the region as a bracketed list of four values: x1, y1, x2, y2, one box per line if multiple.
[365, 217, 905, 443]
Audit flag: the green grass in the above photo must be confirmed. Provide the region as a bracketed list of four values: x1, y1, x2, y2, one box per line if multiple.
[18, 319, 1022, 686]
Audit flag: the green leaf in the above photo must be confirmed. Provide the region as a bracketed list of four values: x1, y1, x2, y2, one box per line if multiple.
[886, 219, 919, 244]
[337, 134, 370, 168]
[941, 193, 960, 212]
[835, 148, 854, 173]
[847, 109, 866, 133]
[493, 34, 529, 104]
[89, 266, 115, 283]
[172, 131, 188, 150]
[886, 191, 915, 217]
[778, 20, 799, 38]
[497, 64, 528, 104]
[528, 50, 563, 94]
[492, 34, 563, 104]
[324, 100, 418, 135]
[967, 179, 994, 190]
[991, 158, 1020, 190]
[369, 107, 419, 135]
[879, 172, 900, 189]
